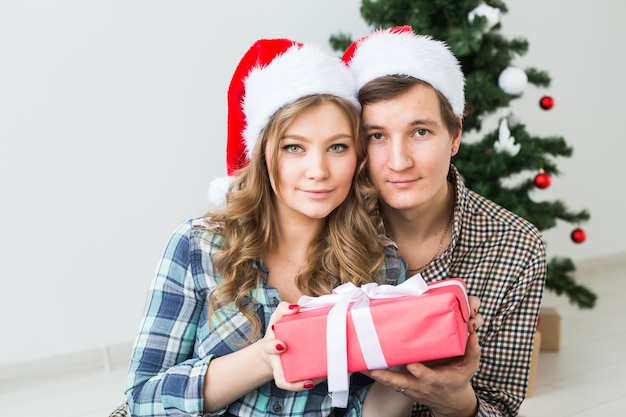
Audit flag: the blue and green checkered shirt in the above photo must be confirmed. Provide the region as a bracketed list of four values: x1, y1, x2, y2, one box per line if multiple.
[125, 217, 406, 417]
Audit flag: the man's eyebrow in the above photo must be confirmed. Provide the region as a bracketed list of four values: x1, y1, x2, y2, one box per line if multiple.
[408, 118, 440, 127]
[364, 118, 440, 130]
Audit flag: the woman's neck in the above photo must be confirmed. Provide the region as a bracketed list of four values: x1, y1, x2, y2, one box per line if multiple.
[263, 216, 323, 303]
[272, 215, 323, 258]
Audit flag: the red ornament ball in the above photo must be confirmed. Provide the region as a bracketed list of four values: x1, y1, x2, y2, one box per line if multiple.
[533, 172, 552, 189]
[571, 228, 587, 244]
[540, 95, 554, 110]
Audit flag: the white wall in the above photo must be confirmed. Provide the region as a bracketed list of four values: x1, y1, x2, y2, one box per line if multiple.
[500, 0, 626, 262]
[0, 1, 624, 367]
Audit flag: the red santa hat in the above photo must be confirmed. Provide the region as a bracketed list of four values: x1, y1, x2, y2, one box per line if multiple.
[342, 26, 465, 116]
[208, 38, 359, 205]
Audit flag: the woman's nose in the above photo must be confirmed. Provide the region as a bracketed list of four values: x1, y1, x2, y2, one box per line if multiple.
[305, 152, 329, 179]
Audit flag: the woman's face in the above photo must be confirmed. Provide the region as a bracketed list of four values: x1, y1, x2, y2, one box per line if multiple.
[363, 83, 460, 212]
[265, 101, 357, 222]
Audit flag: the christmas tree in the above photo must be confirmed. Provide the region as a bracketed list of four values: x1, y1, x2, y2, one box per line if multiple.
[331, 0, 596, 308]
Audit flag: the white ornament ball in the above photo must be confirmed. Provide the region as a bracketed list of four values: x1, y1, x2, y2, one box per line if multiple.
[498, 67, 528, 95]
[528, 187, 554, 203]
[468, 3, 501, 30]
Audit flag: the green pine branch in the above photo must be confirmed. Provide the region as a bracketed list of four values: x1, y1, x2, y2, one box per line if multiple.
[546, 258, 597, 309]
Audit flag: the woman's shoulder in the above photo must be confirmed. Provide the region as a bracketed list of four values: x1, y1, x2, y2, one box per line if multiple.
[163, 216, 226, 250]
[378, 234, 399, 250]
[378, 234, 407, 284]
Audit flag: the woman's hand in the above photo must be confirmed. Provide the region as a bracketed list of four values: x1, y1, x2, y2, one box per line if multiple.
[203, 301, 315, 412]
[467, 296, 483, 334]
[262, 302, 321, 391]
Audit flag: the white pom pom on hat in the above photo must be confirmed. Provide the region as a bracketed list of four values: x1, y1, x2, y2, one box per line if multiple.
[207, 38, 359, 206]
[342, 26, 466, 117]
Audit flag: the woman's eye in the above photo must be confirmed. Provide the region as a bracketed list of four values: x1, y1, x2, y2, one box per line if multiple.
[282, 144, 303, 153]
[328, 144, 348, 153]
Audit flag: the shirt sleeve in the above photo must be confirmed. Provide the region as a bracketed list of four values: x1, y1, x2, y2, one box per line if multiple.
[125, 221, 211, 416]
[472, 237, 547, 416]
[380, 237, 408, 285]
[337, 378, 372, 417]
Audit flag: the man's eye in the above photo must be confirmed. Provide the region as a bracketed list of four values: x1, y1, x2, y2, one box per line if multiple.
[414, 129, 429, 136]
[368, 133, 384, 141]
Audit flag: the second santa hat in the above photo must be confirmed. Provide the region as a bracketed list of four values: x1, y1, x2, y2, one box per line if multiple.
[342, 26, 466, 117]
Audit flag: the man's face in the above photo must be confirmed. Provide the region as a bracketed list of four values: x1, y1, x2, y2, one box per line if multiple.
[363, 83, 460, 211]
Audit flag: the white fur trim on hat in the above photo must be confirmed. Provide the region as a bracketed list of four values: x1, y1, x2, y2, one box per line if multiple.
[206, 175, 233, 208]
[345, 28, 465, 116]
[242, 43, 359, 160]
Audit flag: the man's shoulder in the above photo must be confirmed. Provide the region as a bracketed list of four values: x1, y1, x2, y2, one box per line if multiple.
[464, 189, 543, 243]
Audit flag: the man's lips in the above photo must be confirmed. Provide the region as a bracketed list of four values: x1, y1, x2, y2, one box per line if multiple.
[387, 178, 418, 188]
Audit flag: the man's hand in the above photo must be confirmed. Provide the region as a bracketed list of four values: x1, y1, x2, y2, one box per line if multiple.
[362, 296, 483, 417]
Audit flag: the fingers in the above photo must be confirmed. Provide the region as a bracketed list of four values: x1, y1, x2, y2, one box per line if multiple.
[368, 366, 424, 390]
[468, 296, 481, 318]
[467, 296, 484, 334]
[265, 339, 287, 355]
[468, 312, 484, 334]
[263, 310, 321, 392]
[263, 338, 317, 391]
[266, 302, 301, 332]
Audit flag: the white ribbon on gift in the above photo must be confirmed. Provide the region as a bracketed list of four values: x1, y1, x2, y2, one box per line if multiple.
[297, 273, 469, 408]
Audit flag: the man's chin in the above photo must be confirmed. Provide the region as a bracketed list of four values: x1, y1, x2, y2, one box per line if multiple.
[381, 196, 419, 211]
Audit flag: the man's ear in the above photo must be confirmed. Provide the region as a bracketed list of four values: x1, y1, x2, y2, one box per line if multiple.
[451, 116, 462, 156]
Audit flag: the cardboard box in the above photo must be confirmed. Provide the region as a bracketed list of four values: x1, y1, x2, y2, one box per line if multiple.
[274, 279, 469, 382]
[538, 306, 561, 351]
[526, 330, 541, 398]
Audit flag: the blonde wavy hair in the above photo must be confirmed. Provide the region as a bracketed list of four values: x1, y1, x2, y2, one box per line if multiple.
[205, 94, 388, 340]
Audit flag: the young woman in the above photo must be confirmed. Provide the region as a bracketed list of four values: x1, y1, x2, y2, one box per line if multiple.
[124, 38, 408, 417]
[343, 27, 547, 416]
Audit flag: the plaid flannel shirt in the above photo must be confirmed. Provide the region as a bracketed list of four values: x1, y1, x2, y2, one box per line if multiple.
[410, 165, 547, 417]
[125, 217, 406, 417]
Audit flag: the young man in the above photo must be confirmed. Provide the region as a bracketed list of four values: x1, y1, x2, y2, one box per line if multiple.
[343, 26, 546, 416]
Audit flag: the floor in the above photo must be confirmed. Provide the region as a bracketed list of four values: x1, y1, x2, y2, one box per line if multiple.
[0, 254, 623, 417]
[518, 253, 626, 417]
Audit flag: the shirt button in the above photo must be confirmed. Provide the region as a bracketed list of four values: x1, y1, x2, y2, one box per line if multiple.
[272, 402, 282, 412]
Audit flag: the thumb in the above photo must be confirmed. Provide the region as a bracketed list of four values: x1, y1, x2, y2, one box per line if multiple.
[464, 332, 481, 374]
[466, 332, 480, 357]
[265, 338, 288, 355]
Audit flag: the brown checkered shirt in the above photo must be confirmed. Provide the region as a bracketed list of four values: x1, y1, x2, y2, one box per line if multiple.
[411, 165, 547, 416]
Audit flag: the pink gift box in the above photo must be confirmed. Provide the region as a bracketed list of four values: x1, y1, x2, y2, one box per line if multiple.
[274, 278, 469, 382]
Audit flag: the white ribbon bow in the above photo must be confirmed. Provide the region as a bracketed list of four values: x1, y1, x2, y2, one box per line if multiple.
[297, 273, 468, 407]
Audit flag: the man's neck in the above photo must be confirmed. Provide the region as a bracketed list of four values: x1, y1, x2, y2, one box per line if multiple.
[382, 181, 454, 243]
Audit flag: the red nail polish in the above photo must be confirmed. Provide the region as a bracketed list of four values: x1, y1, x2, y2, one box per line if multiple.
[473, 308, 477, 316]
[288, 304, 299, 310]
[271, 324, 275, 331]
[276, 343, 285, 351]
[303, 382, 315, 389]
[472, 323, 477, 331]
